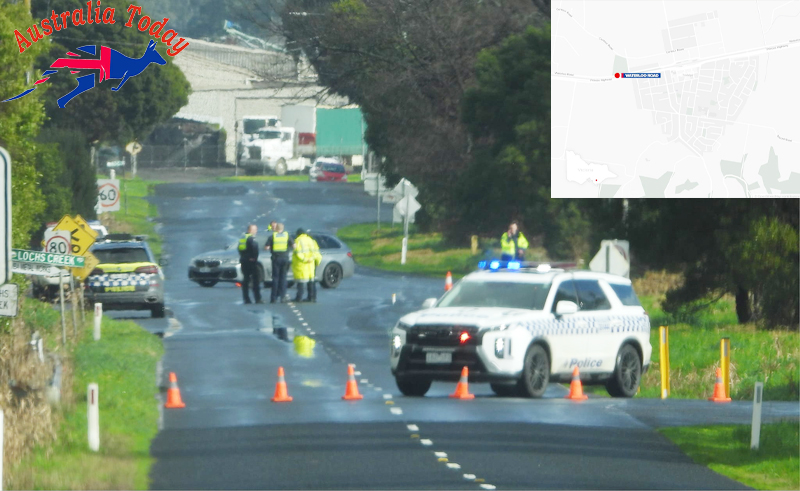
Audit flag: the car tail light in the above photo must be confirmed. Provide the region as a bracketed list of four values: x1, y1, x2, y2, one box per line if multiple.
[347, 251, 353, 258]
[459, 331, 471, 344]
[90, 268, 104, 276]
[135, 265, 159, 274]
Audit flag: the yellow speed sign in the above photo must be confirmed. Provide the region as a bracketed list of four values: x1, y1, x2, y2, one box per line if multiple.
[54, 214, 97, 256]
[71, 251, 100, 280]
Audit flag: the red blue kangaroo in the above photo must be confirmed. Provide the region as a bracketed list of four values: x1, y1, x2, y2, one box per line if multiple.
[2, 40, 166, 108]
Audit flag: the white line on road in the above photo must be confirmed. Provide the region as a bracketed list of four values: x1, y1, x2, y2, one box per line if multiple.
[390, 407, 403, 415]
[420, 439, 433, 446]
[446, 463, 461, 470]
[479, 484, 496, 490]
[434, 452, 448, 458]
[463, 474, 476, 480]
[407, 424, 419, 431]
[360, 379, 368, 383]
[383, 394, 392, 399]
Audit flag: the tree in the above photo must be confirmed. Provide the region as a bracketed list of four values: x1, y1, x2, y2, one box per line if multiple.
[37, 129, 96, 219]
[32, 0, 191, 143]
[0, 2, 48, 247]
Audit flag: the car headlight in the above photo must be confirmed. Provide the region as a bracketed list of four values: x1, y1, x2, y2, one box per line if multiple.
[224, 258, 240, 265]
[494, 337, 510, 358]
[392, 335, 402, 350]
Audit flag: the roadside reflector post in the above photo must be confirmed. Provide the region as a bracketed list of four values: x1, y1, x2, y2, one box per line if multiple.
[750, 382, 763, 450]
[659, 326, 670, 398]
[87, 383, 99, 451]
[93, 303, 102, 341]
[392, 293, 396, 305]
[401, 236, 408, 265]
[70, 273, 78, 337]
[720, 337, 731, 398]
[59, 269, 67, 345]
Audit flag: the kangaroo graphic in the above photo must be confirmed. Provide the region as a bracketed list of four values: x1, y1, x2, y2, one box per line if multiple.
[2, 40, 166, 108]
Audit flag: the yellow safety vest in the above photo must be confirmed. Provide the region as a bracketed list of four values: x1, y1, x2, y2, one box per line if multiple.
[272, 232, 289, 252]
[238, 233, 252, 252]
[501, 232, 529, 256]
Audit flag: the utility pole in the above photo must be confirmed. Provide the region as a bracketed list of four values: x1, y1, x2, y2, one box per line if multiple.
[401, 180, 410, 265]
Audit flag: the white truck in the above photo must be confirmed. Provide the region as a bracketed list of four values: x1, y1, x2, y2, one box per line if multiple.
[241, 115, 280, 143]
[239, 127, 312, 176]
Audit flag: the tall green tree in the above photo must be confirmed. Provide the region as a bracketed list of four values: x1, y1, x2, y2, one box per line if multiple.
[0, 2, 48, 247]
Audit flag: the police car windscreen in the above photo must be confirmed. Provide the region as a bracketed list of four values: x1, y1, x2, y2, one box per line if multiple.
[437, 281, 550, 310]
[94, 248, 150, 264]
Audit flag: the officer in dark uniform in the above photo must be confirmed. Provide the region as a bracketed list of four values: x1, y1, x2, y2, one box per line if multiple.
[264, 222, 294, 303]
[238, 224, 262, 304]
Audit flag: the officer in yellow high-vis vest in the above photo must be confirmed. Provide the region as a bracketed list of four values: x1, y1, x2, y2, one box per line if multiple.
[500, 222, 529, 261]
[264, 222, 294, 303]
[292, 228, 322, 303]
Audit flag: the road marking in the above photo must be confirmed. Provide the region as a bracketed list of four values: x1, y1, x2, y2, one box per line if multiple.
[298, 317, 304, 321]
[475, 478, 485, 483]
[309, 331, 315, 335]
[420, 439, 433, 446]
[360, 379, 368, 383]
[479, 485, 496, 490]
[407, 424, 419, 431]
[383, 394, 392, 399]
[385, 400, 394, 405]
[437, 457, 449, 462]
[410, 433, 419, 438]
[390, 407, 403, 415]
[434, 452, 447, 458]
[354, 371, 361, 376]
[374, 387, 382, 391]
[446, 463, 461, 470]
[463, 474, 476, 480]
[302, 322, 308, 326]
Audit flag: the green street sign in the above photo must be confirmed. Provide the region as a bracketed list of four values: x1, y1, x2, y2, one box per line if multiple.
[11, 249, 85, 268]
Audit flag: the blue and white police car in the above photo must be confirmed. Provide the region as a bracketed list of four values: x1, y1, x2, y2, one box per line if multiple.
[390, 261, 652, 398]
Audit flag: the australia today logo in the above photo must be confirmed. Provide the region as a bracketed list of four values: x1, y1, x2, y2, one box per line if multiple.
[4, 2, 188, 107]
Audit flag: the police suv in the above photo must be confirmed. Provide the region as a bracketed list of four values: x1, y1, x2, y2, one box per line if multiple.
[85, 234, 166, 317]
[390, 261, 652, 398]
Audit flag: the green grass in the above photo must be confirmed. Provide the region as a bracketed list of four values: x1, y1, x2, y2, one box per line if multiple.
[338, 222, 482, 278]
[104, 178, 164, 258]
[660, 422, 800, 490]
[10, 318, 164, 490]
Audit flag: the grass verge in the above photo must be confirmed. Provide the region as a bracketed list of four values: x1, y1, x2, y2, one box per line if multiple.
[9, 317, 164, 490]
[338, 222, 482, 278]
[660, 422, 799, 490]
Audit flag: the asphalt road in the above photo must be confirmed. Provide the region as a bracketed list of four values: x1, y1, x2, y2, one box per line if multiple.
[103, 179, 796, 490]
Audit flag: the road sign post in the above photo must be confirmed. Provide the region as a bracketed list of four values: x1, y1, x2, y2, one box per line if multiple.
[59, 270, 67, 345]
[0, 147, 12, 285]
[71, 273, 78, 336]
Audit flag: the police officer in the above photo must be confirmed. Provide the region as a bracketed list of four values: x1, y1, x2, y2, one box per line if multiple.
[267, 221, 276, 232]
[500, 222, 529, 261]
[264, 222, 294, 303]
[292, 228, 322, 303]
[238, 224, 263, 304]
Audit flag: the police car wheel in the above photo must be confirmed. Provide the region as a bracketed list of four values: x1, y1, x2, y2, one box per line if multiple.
[606, 344, 641, 398]
[490, 383, 519, 397]
[395, 375, 432, 396]
[321, 263, 342, 289]
[518, 344, 549, 398]
[151, 303, 166, 318]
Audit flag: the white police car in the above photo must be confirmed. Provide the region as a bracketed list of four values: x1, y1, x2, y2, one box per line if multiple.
[390, 261, 652, 398]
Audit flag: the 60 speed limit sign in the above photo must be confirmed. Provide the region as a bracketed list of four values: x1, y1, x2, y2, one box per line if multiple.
[44, 230, 71, 255]
[97, 179, 121, 212]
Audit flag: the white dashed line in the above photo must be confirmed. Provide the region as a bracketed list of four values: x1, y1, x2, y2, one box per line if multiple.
[383, 394, 392, 399]
[463, 474, 476, 480]
[354, 371, 361, 376]
[407, 424, 419, 431]
[434, 452, 448, 458]
[360, 379, 368, 383]
[420, 439, 433, 446]
[374, 387, 382, 391]
[479, 484, 496, 490]
[446, 463, 461, 470]
[302, 322, 308, 326]
[309, 331, 315, 335]
[390, 407, 403, 415]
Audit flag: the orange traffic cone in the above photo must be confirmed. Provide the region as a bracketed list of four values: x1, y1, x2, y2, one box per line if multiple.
[709, 368, 731, 402]
[165, 372, 186, 408]
[565, 366, 588, 400]
[449, 366, 475, 399]
[272, 366, 293, 402]
[342, 364, 363, 400]
[445, 271, 453, 291]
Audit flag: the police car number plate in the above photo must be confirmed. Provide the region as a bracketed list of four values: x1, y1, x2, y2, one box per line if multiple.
[425, 352, 452, 364]
[109, 274, 129, 279]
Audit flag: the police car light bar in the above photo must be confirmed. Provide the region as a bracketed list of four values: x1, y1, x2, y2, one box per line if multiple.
[478, 260, 579, 272]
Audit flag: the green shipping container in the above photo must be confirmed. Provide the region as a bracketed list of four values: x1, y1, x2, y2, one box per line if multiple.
[315, 108, 366, 156]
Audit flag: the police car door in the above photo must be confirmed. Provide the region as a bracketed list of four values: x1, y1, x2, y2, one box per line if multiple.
[572, 279, 614, 373]
[549, 279, 590, 375]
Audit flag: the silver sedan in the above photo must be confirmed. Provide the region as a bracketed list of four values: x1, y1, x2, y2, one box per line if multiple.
[188, 231, 355, 289]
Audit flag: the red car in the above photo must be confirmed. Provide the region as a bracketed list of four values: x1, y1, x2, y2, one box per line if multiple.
[309, 160, 347, 182]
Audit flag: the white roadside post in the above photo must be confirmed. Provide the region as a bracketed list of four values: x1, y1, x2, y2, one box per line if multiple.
[88, 383, 100, 451]
[70, 273, 78, 336]
[750, 382, 764, 450]
[94, 303, 102, 341]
